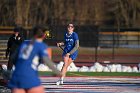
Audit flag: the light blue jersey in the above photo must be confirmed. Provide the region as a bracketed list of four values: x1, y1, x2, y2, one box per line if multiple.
[8, 40, 48, 89]
[63, 32, 79, 60]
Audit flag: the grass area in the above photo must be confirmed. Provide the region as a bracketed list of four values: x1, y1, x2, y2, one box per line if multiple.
[39, 71, 140, 77]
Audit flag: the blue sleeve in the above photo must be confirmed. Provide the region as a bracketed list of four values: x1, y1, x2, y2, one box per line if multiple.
[74, 32, 79, 40]
[39, 44, 48, 58]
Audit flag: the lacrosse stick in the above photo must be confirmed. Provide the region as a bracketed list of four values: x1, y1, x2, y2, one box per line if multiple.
[59, 45, 64, 52]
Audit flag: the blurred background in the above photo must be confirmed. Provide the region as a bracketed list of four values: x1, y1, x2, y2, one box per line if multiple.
[0, 0, 140, 67]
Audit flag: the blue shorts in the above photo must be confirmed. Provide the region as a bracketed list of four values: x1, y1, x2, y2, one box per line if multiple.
[63, 51, 78, 60]
[8, 74, 41, 89]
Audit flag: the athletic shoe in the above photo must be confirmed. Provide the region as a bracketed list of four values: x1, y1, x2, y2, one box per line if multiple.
[56, 80, 63, 85]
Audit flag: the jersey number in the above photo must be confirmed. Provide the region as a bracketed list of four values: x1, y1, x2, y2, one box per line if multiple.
[20, 45, 33, 59]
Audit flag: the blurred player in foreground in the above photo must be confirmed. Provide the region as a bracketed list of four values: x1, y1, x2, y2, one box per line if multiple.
[56, 23, 79, 85]
[8, 25, 61, 93]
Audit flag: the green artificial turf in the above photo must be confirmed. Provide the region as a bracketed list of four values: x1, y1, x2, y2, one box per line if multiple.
[39, 71, 140, 77]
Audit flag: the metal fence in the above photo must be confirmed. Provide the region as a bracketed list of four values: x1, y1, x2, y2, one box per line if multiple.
[0, 26, 140, 66]
[45, 25, 140, 48]
[0, 26, 140, 48]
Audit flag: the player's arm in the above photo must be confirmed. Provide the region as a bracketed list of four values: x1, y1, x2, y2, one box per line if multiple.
[42, 56, 62, 76]
[69, 40, 79, 55]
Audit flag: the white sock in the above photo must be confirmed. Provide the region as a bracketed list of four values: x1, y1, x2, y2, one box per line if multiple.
[61, 77, 64, 81]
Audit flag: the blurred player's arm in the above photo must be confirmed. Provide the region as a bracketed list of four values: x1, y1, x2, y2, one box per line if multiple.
[42, 56, 62, 76]
[69, 40, 79, 55]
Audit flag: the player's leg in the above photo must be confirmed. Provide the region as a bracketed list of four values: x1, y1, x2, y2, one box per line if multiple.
[11, 88, 26, 93]
[67, 58, 74, 68]
[56, 56, 68, 85]
[63, 57, 74, 75]
[61, 56, 70, 77]
[56, 57, 73, 85]
[27, 85, 45, 93]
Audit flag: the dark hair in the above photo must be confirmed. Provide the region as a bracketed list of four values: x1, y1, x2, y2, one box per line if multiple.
[14, 26, 23, 32]
[67, 23, 74, 27]
[32, 25, 46, 38]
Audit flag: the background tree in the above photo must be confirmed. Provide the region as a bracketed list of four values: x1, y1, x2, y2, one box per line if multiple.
[0, 0, 140, 27]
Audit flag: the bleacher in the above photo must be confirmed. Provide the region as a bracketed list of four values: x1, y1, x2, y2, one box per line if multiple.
[0, 40, 8, 64]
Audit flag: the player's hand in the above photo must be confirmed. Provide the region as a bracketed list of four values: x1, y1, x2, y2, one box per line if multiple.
[66, 53, 70, 57]
[57, 43, 62, 47]
[18, 37, 21, 40]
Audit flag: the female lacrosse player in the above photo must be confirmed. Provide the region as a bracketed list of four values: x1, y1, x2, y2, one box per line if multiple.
[56, 23, 79, 85]
[8, 25, 61, 93]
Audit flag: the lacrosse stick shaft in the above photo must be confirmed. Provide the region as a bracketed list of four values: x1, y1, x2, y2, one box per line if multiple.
[59, 46, 64, 52]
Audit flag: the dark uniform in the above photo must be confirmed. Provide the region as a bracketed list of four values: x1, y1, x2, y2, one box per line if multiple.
[6, 26, 24, 70]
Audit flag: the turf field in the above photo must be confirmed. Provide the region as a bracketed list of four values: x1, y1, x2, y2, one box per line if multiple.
[42, 76, 140, 93]
[1, 76, 140, 93]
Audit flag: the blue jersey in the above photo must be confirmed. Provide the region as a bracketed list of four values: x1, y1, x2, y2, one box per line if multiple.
[8, 40, 48, 89]
[63, 32, 79, 60]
